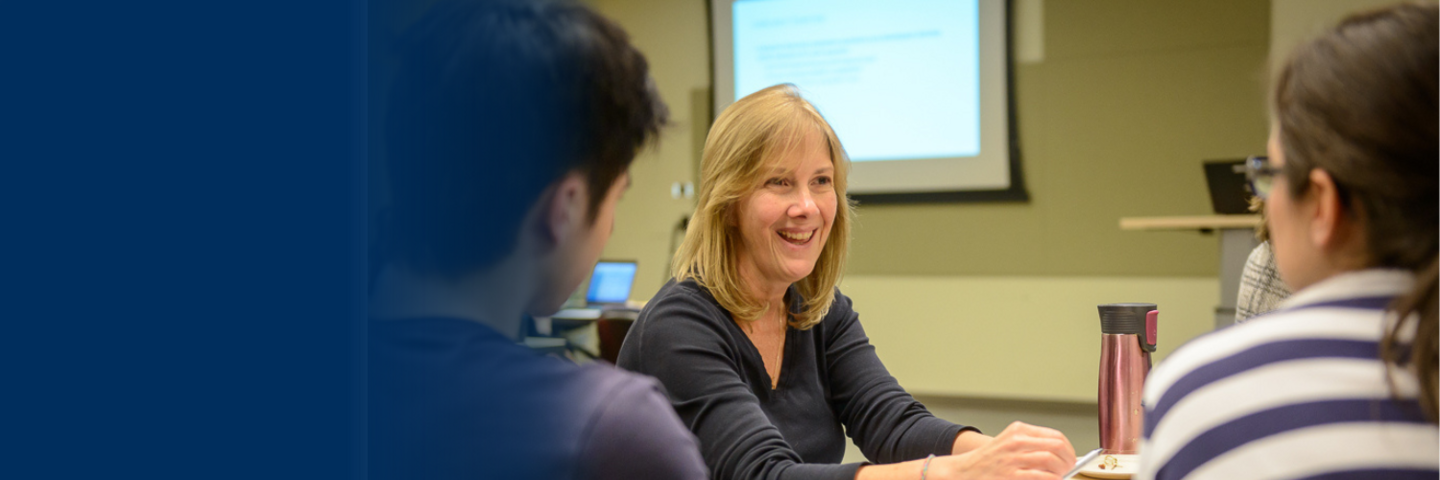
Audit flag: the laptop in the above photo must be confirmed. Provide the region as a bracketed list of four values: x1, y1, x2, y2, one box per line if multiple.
[550, 260, 639, 320]
[584, 260, 639, 309]
[1202, 159, 1254, 215]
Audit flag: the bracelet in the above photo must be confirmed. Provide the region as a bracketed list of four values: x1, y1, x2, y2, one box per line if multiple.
[920, 454, 936, 480]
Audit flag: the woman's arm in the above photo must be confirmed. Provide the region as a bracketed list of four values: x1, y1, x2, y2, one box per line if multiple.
[819, 291, 1076, 477]
[855, 423, 1076, 480]
[951, 430, 994, 455]
[620, 287, 860, 480]
[821, 291, 976, 463]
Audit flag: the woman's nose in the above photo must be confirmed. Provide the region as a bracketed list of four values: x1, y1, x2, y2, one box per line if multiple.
[788, 189, 818, 217]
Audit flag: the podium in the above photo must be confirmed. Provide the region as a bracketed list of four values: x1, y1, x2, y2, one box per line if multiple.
[1120, 215, 1261, 329]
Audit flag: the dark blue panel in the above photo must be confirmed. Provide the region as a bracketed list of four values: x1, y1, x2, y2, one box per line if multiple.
[0, 0, 362, 478]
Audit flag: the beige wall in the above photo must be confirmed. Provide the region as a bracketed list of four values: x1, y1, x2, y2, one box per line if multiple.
[588, 0, 709, 298]
[841, 274, 1217, 401]
[1270, 0, 1433, 74]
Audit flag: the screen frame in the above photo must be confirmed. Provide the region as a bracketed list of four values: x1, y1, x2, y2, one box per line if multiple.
[707, 0, 1029, 204]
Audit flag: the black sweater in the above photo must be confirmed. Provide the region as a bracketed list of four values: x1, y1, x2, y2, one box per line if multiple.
[617, 279, 974, 480]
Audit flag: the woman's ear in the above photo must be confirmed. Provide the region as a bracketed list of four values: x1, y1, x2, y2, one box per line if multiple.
[1306, 168, 1347, 250]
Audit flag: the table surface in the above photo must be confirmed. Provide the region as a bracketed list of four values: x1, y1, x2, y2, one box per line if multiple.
[1119, 214, 1260, 231]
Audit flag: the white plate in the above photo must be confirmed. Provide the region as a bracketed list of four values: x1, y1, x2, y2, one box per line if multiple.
[1077, 453, 1137, 479]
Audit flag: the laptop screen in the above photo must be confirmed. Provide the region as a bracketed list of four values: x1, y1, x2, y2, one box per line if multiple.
[585, 261, 638, 305]
[1203, 159, 1253, 214]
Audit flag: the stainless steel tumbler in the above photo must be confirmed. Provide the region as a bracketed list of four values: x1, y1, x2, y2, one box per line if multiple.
[1097, 303, 1158, 454]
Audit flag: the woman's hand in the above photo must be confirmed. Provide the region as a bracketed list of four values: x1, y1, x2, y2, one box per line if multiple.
[929, 422, 1077, 480]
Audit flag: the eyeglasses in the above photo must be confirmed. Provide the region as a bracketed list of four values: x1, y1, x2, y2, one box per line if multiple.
[1245, 155, 1280, 200]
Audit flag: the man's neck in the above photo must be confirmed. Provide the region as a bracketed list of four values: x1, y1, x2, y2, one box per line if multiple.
[370, 260, 537, 341]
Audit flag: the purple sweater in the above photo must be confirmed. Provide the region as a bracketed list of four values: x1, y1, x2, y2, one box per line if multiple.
[369, 317, 707, 480]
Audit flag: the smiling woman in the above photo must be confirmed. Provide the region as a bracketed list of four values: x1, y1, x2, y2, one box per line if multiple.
[617, 84, 1078, 480]
[672, 84, 854, 330]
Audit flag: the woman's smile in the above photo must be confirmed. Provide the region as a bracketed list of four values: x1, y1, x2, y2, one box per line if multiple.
[777, 228, 816, 246]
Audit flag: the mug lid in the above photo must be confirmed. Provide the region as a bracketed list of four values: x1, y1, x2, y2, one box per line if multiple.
[1098, 303, 1155, 335]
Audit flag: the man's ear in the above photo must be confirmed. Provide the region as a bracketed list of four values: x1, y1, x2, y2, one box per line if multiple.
[541, 172, 589, 248]
[1306, 168, 1346, 250]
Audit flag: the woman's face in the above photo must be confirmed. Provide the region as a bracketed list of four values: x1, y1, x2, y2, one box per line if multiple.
[733, 129, 837, 293]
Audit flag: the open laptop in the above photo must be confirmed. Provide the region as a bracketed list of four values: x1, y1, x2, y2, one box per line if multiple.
[549, 260, 639, 320]
[583, 260, 639, 309]
[1203, 159, 1254, 214]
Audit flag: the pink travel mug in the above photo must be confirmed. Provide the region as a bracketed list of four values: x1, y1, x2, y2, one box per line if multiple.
[1097, 303, 1158, 454]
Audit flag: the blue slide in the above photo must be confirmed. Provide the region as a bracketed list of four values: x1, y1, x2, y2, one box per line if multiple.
[733, 0, 980, 162]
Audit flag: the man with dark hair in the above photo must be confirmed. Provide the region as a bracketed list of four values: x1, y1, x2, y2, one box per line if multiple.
[367, 1, 706, 478]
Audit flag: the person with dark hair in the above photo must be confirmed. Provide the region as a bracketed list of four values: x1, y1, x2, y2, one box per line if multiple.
[1138, 3, 1439, 479]
[366, 1, 705, 478]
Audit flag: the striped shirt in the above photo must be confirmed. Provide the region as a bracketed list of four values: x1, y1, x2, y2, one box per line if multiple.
[1137, 269, 1439, 480]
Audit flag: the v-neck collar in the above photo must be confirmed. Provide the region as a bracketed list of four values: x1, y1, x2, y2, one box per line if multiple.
[733, 284, 804, 392]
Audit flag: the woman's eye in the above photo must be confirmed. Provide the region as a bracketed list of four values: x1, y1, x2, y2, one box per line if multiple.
[767, 178, 787, 187]
[815, 176, 832, 185]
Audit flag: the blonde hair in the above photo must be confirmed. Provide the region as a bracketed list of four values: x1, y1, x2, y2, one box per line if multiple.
[671, 84, 855, 330]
